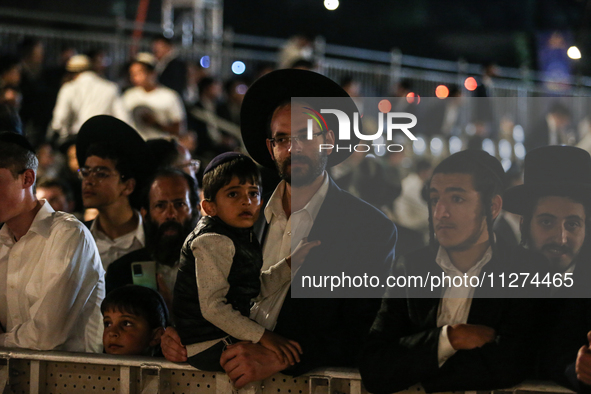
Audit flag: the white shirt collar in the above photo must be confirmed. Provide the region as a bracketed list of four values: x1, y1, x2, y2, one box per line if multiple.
[0, 200, 55, 245]
[264, 172, 330, 224]
[90, 210, 145, 247]
[435, 244, 493, 277]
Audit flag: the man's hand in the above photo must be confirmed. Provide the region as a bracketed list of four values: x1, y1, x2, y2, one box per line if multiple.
[447, 324, 497, 350]
[161, 326, 187, 362]
[576, 331, 591, 385]
[259, 330, 302, 365]
[287, 238, 321, 270]
[220, 341, 289, 389]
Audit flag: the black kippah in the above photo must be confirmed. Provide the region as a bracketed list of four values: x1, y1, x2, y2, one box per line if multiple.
[203, 152, 248, 175]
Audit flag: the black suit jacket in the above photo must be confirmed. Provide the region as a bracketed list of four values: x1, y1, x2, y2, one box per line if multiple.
[267, 178, 397, 375]
[360, 243, 538, 394]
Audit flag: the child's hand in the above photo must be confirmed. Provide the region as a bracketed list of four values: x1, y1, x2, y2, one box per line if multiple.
[259, 330, 302, 366]
[287, 237, 321, 270]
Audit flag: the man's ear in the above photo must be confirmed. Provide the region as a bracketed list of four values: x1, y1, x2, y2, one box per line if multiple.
[140, 207, 147, 219]
[149, 327, 165, 347]
[122, 178, 136, 197]
[201, 200, 217, 216]
[22, 169, 36, 189]
[491, 194, 502, 220]
[266, 138, 275, 160]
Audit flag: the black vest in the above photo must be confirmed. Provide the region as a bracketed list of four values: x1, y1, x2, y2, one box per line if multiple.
[173, 216, 263, 345]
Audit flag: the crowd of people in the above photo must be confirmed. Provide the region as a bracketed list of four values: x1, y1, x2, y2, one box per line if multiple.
[1, 34, 591, 394]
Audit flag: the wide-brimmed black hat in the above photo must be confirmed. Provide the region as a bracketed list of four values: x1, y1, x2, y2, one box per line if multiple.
[76, 115, 154, 181]
[240, 69, 360, 169]
[504, 146, 591, 215]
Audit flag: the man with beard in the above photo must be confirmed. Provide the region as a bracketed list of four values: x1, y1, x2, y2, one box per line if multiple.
[502, 146, 591, 391]
[162, 69, 397, 388]
[360, 150, 537, 393]
[105, 168, 199, 311]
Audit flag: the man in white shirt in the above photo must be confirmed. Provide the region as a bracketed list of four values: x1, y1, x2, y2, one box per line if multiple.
[360, 150, 537, 393]
[50, 55, 130, 143]
[0, 132, 104, 352]
[76, 115, 155, 270]
[123, 53, 186, 140]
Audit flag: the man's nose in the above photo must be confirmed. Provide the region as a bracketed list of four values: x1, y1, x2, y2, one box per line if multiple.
[433, 201, 449, 220]
[106, 326, 119, 337]
[165, 204, 178, 219]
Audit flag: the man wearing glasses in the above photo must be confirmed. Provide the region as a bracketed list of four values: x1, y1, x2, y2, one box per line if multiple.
[0, 132, 104, 352]
[75, 115, 155, 270]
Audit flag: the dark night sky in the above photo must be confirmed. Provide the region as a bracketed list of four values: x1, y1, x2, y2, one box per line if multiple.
[2, 0, 589, 68]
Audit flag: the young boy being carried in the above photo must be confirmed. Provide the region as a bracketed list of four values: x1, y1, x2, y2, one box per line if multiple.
[173, 152, 316, 371]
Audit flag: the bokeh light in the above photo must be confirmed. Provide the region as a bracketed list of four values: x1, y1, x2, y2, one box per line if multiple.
[464, 77, 478, 91]
[435, 85, 449, 99]
[449, 136, 462, 154]
[200, 56, 210, 68]
[378, 99, 392, 113]
[324, 0, 339, 10]
[231, 61, 246, 75]
[568, 46, 582, 60]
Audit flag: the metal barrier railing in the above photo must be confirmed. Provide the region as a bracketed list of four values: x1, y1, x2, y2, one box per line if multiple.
[0, 348, 576, 394]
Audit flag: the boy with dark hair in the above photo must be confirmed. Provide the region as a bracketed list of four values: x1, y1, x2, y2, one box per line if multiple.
[102, 285, 168, 356]
[76, 115, 155, 270]
[0, 132, 104, 352]
[173, 152, 312, 372]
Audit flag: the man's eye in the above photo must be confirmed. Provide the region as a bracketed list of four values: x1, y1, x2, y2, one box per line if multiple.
[566, 221, 581, 230]
[155, 203, 166, 209]
[249, 191, 260, 197]
[123, 320, 133, 327]
[275, 137, 287, 144]
[95, 172, 110, 179]
[429, 197, 438, 206]
[228, 192, 237, 198]
[451, 196, 464, 203]
[103, 321, 112, 328]
[540, 219, 553, 227]
[174, 202, 187, 209]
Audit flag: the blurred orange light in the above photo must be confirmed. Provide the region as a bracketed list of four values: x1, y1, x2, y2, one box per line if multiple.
[464, 77, 478, 91]
[378, 99, 392, 113]
[406, 92, 420, 104]
[435, 85, 449, 99]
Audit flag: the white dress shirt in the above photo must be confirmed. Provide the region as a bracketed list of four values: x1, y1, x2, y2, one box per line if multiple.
[435, 245, 493, 367]
[122, 85, 186, 140]
[262, 173, 329, 271]
[0, 200, 104, 352]
[51, 71, 130, 140]
[90, 212, 145, 271]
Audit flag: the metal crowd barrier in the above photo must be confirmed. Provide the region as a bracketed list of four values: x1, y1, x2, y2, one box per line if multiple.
[0, 348, 576, 394]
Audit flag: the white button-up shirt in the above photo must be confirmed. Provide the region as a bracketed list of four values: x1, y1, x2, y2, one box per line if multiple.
[0, 201, 104, 352]
[90, 212, 145, 270]
[435, 245, 493, 366]
[51, 71, 130, 139]
[262, 173, 329, 271]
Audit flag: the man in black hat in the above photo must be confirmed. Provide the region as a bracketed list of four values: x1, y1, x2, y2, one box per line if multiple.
[76, 115, 154, 270]
[504, 145, 591, 283]
[0, 132, 104, 352]
[161, 69, 397, 387]
[503, 146, 591, 392]
[359, 150, 536, 393]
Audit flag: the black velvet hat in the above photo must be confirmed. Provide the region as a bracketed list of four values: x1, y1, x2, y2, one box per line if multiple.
[240, 69, 360, 169]
[504, 146, 591, 215]
[76, 115, 154, 181]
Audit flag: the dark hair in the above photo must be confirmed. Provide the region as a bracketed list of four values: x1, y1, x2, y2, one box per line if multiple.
[398, 79, 413, 91]
[152, 36, 172, 46]
[0, 55, 21, 77]
[101, 285, 168, 329]
[198, 77, 217, 95]
[143, 168, 199, 212]
[428, 156, 503, 251]
[0, 140, 38, 178]
[84, 142, 141, 207]
[520, 193, 591, 247]
[85, 142, 135, 180]
[146, 139, 181, 169]
[202, 156, 261, 202]
[266, 99, 292, 138]
[289, 58, 314, 69]
[37, 178, 74, 203]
